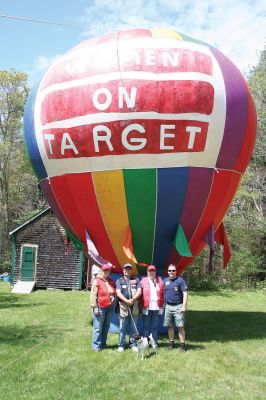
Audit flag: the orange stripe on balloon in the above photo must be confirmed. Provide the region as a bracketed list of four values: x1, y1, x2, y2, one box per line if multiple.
[176, 169, 241, 274]
[49, 173, 120, 268]
[92, 170, 138, 275]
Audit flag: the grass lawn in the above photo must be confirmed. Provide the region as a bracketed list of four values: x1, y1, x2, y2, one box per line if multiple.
[0, 281, 265, 400]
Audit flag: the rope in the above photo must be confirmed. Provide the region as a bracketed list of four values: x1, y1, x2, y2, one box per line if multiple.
[128, 306, 140, 336]
[0, 330, 60, 372]
[0, 14, 81, 28]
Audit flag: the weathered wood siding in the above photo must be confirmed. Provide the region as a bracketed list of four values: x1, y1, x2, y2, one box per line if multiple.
[13, 210, 81, 289]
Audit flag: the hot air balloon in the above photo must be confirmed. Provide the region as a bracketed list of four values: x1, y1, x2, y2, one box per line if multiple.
[23, 28, 256, 277]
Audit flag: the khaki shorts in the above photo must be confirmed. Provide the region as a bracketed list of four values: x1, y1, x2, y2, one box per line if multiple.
[163, 304, 185, 328]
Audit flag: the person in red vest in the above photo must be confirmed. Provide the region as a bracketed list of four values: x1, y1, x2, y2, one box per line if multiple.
[140, 265, 164, 349]
[90, 264, 116, 352]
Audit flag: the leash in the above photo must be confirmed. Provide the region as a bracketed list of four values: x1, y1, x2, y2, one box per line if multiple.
[128, 305, 140, 336]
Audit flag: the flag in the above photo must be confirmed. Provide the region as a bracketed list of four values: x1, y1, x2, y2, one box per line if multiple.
[123, 225, 138, 263]
[174, 224, 193, 257]
[204, 223, 231, 272]
[214, 223, 231, 269]
[65, 229, 84, 251]
[85, 229, 111, 266]
[204, 224, 215, 274]
[123, 225, 148, 267]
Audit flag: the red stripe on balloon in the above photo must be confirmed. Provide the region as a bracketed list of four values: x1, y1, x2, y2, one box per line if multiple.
[69, 31, 127, 52]
[40, 178, 76, 235]
[172, 170, 241, 274]
[42, 119, 209, 159]
[41, 80, 214, 125]
[49, 173, 120, 267]
[234, 83, 257, 173]
[118, 28, 152, 40]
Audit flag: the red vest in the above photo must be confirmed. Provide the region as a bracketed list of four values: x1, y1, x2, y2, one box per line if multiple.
[96, 277, 116, 308]
[141, 276, 164, 308]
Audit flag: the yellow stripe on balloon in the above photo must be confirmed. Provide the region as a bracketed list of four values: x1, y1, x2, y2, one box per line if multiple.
[151, 29, 183, 40]
[92, 170, 138, 275]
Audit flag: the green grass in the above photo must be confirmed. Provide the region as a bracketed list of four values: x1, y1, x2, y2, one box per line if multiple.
[0, 282, 265, 400]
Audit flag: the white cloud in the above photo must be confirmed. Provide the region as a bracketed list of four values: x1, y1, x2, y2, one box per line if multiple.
[33, 55, 61, 71]
[28, 55, 61, 86]
[79, 0, 266, 74]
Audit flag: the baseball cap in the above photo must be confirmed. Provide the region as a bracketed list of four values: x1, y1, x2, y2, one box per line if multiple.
[123, 263, 133, 269]
[101, 264, 112, 271]
[147, 265, 156, 271]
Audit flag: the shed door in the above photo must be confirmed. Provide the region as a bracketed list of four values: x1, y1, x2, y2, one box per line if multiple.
[21, 246, 36, 281]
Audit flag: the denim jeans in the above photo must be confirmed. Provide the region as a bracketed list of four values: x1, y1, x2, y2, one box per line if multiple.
[92, 304, 114, 350]
[142, 310, 159, 344]
[118, 315, 138, 348]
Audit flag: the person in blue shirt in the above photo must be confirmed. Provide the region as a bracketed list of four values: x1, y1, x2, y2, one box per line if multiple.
[163, 264, 188, 352]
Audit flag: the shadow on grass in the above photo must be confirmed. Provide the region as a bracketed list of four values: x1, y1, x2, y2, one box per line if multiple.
[159, 341, 205, 351]
[0, 292, 43, 309]
[0, 324, 59, 348]
[186, 310, 266, 342]
[190, 291, 235, 297]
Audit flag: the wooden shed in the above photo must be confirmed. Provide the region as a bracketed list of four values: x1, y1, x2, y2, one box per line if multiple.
[9, 208, 86, 292]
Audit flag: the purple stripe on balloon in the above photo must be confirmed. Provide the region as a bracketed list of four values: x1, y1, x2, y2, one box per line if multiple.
[166, 167, 214, 267]
[212, 48, 248, 170]
[179, 168, 214, 240]
[40, 178, 75, 234]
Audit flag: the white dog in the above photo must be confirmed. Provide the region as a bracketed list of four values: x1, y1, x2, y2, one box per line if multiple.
[133, 334, 158, 360]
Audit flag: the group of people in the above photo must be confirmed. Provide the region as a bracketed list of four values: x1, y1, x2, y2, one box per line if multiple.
[90, 262, 188, 353]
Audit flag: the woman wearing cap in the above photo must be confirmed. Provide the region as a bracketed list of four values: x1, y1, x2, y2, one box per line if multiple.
[140, 265, 164, 348]
[90, 264, 116, 352]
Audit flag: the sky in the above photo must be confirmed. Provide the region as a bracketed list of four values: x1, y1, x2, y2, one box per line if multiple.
[0, 0, 265, 86]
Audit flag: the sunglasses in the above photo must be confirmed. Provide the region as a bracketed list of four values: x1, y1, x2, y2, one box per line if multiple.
[168, 270, 176, 272]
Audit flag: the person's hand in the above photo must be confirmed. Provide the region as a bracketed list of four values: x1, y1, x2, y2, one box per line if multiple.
[127, 298, 134, 306]
[180, 305, 186, 313]
[93, 306, 100, 316]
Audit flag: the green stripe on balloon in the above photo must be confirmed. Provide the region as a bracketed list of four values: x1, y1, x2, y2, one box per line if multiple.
[123, 169, 156, 274]
[179, 32, 209, 47]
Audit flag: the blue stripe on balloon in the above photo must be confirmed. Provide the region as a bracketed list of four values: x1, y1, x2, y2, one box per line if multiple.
[152, 167, 189, 273]
[23, 83, 47, 180]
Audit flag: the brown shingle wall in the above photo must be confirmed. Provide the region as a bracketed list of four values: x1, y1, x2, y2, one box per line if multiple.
[13, 211, 81, 289]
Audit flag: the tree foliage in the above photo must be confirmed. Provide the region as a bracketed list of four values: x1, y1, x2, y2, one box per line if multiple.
[0, 70, 45, 272]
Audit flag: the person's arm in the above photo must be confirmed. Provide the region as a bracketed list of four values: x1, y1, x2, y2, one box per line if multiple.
[180, 291, 188, 313]
[90, 280, 98, 308]
[132, 278, 142, 301]
[116, 289, 133, 305]
[132, 287, 142, 301]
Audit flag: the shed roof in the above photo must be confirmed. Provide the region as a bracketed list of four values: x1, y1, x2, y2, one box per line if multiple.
[9, 207, 51, 236]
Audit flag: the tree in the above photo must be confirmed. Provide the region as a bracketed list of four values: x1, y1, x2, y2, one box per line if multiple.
[0, 70, 45, 272]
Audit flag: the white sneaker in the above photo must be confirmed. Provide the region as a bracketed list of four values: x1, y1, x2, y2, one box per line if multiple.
[131, 346, 138, 352]
[117, 347, 124, 352]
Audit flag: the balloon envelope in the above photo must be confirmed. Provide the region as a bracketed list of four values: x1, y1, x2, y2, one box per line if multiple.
[24, 28, 256, 275]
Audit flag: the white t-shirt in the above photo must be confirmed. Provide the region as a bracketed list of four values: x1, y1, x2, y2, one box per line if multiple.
[148, 278, 159, 310]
